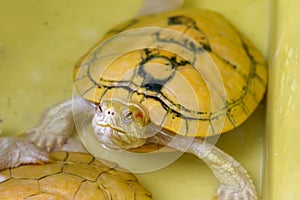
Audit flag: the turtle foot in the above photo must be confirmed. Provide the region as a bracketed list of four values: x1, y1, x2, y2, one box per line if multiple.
[27, 128, 69, 152]
[0, 137, 49, 170]
[25, 99, 75, 152]
[217, 183, 258, 200]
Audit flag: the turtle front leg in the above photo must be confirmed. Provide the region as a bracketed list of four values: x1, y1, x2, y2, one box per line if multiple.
[189, 140, 258, 200]
[25, 99, 75, 151]
[0, 137, 48, 171]
[150, 133, 258, 200]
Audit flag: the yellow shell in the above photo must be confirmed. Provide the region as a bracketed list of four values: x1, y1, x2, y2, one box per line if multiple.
[74, 9, 267, 137]
[0, 152, 152, 200]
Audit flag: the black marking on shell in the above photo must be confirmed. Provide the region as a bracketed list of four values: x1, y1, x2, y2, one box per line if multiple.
[166, 15, 212, 52]
[168, 15, 198, 29]
[153, 28, 209, 54]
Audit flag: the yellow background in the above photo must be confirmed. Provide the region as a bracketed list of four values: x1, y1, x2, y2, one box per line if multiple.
[1, 0, 299, 199]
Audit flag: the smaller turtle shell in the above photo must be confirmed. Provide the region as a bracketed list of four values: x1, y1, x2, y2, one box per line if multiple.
[74, 9, 267, 137]
[0, 152, 152, 200]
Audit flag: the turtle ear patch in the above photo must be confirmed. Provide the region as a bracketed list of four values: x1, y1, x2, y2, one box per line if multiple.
[133, 110, 145, 125]
[128, 103, 151, 126]
[135, 111, 144, 120]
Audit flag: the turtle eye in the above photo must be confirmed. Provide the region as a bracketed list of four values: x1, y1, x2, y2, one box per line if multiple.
[97, 106, 103, 113]
[123, 111, 133, 123]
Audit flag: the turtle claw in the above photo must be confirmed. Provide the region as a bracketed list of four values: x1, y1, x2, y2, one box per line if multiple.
[217, 183, 258, 200]
[27, 128, 68, 152]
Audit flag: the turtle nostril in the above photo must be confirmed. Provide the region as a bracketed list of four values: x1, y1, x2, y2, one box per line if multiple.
[107, 110, 115, 116]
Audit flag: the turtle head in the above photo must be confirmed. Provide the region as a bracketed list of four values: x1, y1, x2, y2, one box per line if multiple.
[92, 99, 151, 150]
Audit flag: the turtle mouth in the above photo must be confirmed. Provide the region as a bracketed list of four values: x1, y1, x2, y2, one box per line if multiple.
[92, 121, 146, 150]
[95, 122, 126, 134]
[92, 124, 126, 149]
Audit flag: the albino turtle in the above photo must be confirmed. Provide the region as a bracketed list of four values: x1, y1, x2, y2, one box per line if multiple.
[0, 0, 266, 199]
[0, 150, 152, 200]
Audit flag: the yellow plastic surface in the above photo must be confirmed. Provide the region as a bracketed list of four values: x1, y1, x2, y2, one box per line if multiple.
[1, 0, 296, 199]
[263, 0, 300, 199]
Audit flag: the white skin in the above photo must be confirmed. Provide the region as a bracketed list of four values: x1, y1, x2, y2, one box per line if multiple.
[0, 0, 258, 199]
